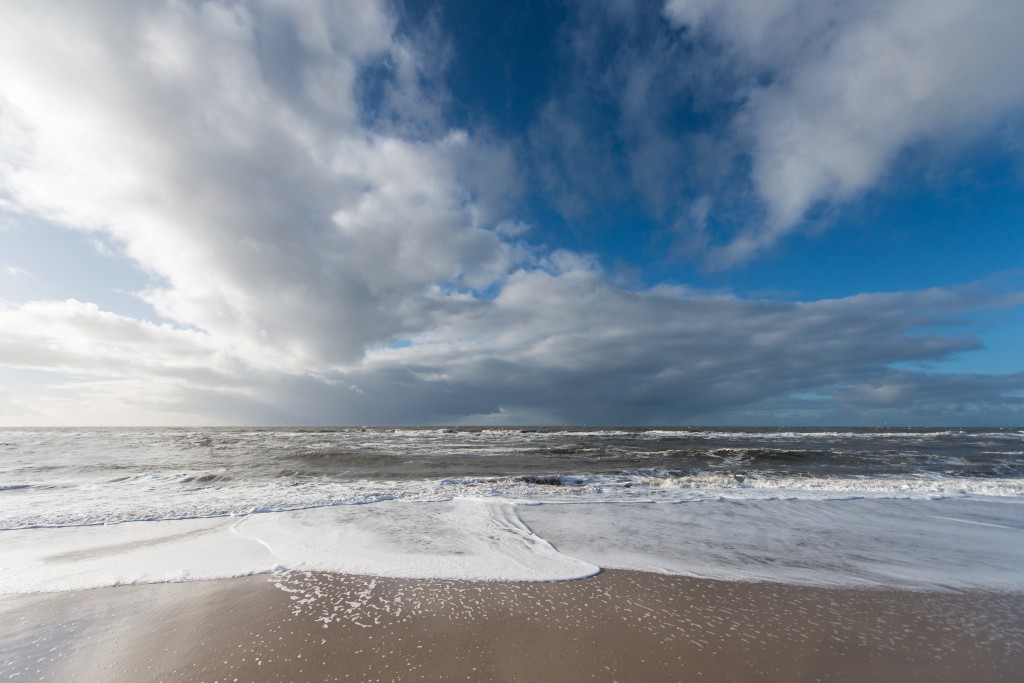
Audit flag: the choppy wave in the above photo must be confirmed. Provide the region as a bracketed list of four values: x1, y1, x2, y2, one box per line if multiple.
[1, 425, 1021, 529]
[3, 468, 1021, 530]
[2, 426, 1023, 593]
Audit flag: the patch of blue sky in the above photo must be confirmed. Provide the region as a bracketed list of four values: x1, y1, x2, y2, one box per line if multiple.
[417, 0, 568, 135]
[787, 391, 829, 401]
[514, 165, 1024, 306]
[414, 1, 1024, 309]
[0, 211, 161, 322]
[893, 311, 1024, 376]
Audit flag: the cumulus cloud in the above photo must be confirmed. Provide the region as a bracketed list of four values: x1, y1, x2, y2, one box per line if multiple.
[664, 0, 1024, 265]
[0, 299, 227, 379]
[0, 0, 520, 373]
[531, 1, 1024, 266]
[0, 1, 1021, 425]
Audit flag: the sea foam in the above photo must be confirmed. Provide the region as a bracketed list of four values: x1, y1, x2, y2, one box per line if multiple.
[2, 426, 1022, 593]
[0, 498, 598, 593]
[2, 496, 1022, 594]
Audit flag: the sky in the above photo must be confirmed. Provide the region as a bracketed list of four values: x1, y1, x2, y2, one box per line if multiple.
[0, 0, 1022, 426]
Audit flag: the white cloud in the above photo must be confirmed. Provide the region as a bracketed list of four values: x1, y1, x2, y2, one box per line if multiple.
[1, 273, 1021, 425]
[0, 1, 1021, 425]
[0, 0, 521, 376]
[663, 0, 1024, 265]
[0, 299, 229, 378]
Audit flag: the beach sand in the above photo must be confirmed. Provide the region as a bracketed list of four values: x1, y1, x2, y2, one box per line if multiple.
[2, 570, 1022, 682]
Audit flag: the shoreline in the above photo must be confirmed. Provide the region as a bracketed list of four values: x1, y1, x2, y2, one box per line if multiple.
[3, 570, 1023, 682]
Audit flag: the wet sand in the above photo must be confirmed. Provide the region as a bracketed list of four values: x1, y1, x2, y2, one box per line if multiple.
[2, 570, 1022, 682]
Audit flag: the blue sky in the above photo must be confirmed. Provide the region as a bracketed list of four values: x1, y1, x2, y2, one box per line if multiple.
[0, 0, 1022, 425]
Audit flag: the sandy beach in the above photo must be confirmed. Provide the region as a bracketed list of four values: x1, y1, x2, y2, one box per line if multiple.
[3, 570, 1022, 682]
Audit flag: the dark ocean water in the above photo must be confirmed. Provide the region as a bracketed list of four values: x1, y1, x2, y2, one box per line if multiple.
[1, 426, 1021, 528]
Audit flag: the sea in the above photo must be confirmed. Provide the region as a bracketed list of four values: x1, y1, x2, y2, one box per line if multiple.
[2, 427, 1023, 593]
